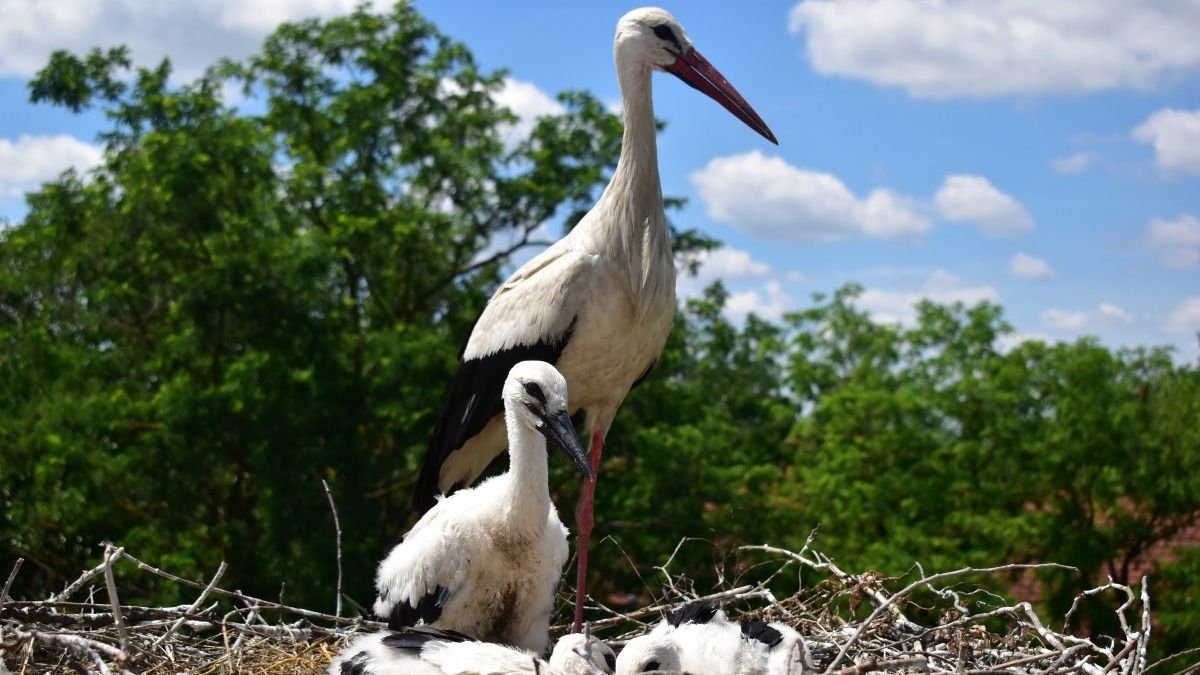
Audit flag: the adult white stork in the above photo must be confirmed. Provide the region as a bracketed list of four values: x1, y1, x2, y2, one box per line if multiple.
[614, 602, 809, 675]
[413, 6, 777, 630]
[329, 628, 616, 675]
[376, 361, 592, 653]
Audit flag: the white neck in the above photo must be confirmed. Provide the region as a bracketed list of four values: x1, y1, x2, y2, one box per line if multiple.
[610, 59, 662, 210]
[500, 405, 550, 529]
[581, 55, 673, 300]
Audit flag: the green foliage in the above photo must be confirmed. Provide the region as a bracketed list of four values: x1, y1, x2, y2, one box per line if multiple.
[600, 287, 1200, 653]
[2, 2, 1198, 654]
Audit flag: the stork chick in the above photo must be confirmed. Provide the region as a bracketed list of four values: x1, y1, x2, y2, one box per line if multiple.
[329, 628, 616, 675]
[615, 602, 809, 675]
[375, 362, 592, 653]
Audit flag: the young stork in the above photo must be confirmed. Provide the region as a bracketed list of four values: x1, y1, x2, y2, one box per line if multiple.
[614, 602, 809, 675]
[376, 362, 592, 653]
[329, 628, 616, 675]
[414, 6, 777, 631]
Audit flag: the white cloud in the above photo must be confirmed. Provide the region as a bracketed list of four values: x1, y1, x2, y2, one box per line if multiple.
[935, 175, 1034, 237]
[690, 247, 771, 280]
[690, 151, 929, 242]
[1041, 308, 1089, 331]
[996, 331, 1051, 353]
[0, 0, 367, 80]
[787, 0, 1200, 98]
[727, 280, 791, 322]
[493, 77, 566, 147]
[1010, 252, 1053, 279]
[1147, 214, 1200, 269]
[0, 134, 103, 198]
[1042, 302, 1133, 331]
[1098, 302, 1133, 324]
[1166, 298, 1200, 335]
[677, 246, 773, 299]
[856, 270, 998, 326]
[785, 270, 807, 284]
[1132, 108, 1200, 173]
[1052, 153, 1092, 174]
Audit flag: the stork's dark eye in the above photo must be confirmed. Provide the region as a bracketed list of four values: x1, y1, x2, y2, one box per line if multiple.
[651, 24, 681, 49]
[523, 381, 546, 404]
[642, 661, 660, 672]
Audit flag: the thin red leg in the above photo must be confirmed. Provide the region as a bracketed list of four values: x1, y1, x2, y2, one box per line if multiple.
[572, 431, 604, 632]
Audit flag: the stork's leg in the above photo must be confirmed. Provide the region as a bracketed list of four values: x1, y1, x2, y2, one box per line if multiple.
[572, 431, 605, 632]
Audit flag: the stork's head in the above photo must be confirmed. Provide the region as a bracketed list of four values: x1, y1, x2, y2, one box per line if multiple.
[613, 634, 682, 675]
[550, 633, 617, 674]
[615, 7, 777, 145]
[505, 361, 592, 480]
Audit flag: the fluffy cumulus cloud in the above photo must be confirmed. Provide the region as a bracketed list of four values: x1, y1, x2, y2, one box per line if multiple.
[675, 246, 792, 321]
[934, 175, 1034, 237]
[0, 0, 367, 80]
[677, 246, 772, 297]
[690, 151, 929, 242]
[1132, 108, 1200, 173]
[1166, 298, 1200, 335]
[688, 247, 772, 280]
[493, 78, 566, 147]
[1010, 252, 1053, 279]
[856, 270, 998, 326]
[0, 134, 103, 199]
[1042, 302, 1133, 331]
[787, 0, 1200, 98]
[1147, 214, 1200, 269]
[726, 280, 791, 322]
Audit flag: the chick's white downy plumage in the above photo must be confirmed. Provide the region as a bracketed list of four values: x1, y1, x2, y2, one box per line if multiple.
[374, 362, 593, 653]
[615, 602, 809, 675]
[328, 628, 616, 675]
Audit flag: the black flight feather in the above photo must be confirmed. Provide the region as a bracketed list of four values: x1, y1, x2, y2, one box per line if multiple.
[340, 651, 371, 675]
[386, 585, 450, 630]
[667, 600, 719, 627]
[381, 626, 476, 653]
[740, 619, 784, 648]
[412, 317, 577, 514]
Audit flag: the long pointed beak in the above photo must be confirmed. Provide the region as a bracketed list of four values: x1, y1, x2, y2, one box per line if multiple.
[665, 47, 777, 145]
[539, 410, 593, 481]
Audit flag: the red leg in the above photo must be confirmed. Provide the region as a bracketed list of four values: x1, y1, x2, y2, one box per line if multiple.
[572, 431, 604, 632]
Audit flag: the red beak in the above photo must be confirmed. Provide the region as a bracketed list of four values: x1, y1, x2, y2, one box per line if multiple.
[665, 47, 778, 145]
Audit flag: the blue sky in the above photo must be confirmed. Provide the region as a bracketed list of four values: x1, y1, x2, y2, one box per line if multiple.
[2, 1, 1198, 359]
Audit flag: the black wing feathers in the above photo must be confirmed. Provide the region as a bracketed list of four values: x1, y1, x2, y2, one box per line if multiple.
[668, 600, 719, 627]
[740, 619, 784, 648]
[381, 626, 476, 652]
[340, 651, 371, 675]
[412, 317, 577, 513]
[386, 585, 450, 630]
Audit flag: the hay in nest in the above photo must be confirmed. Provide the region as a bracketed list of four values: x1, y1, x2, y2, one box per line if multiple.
[0, 534, 1183, 675]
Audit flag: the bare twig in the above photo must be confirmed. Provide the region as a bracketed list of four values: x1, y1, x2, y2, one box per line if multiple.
[832, 657, 927, 675]
[101, 545, 128, 657]
[822, 563, 1077, 675]
[322, 478, 344, 619]
[2, 557, 23, 607]
[1136, 577, 1151, 675]
[116, 549, 372, 626]
[151, 560, 227, 651]
[51, 557, 109, 603]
